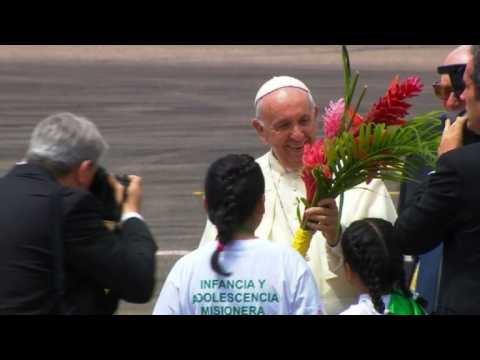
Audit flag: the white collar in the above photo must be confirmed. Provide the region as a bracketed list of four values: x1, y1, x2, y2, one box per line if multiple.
[268, 150, 300, 177]
[358, 293, 391, 311]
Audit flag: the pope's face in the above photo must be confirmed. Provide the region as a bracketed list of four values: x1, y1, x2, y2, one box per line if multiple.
[253, 88, 318, 171]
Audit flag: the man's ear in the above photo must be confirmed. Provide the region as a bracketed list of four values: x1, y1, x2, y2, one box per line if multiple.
[76, 160, 96, 189]
[251, 118, 268, 145]
[203, 197, 208, 212]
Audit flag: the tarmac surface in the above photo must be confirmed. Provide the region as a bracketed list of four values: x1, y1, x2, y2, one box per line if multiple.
[0, 45, 453, 314]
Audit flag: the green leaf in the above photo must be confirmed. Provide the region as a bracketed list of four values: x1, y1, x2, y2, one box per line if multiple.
[316, 112, 442, 198]
[358, 123, 366, 150]
[346, 72, 359, 107]
[296, 203, 302, 225]
[341, 45, 356, 133]
[372, 123, 385, 151]
[342, 45, 351, 92]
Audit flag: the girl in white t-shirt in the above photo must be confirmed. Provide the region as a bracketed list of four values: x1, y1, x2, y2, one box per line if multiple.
[153, 154, 324, 315]
[340, 218, 426, 315]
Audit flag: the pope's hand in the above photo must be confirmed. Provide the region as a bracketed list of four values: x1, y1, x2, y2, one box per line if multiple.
[304, 198, 340, 246]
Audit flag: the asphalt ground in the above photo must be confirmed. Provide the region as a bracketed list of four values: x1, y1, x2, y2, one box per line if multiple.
[0, 45, 453, 314]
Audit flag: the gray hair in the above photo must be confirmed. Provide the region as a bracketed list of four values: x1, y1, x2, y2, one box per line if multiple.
[255, 90, 316, 120]
[26, 112, 109, 176]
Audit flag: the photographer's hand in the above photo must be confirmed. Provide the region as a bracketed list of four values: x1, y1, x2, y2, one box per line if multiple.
[122, 175, 143, 214]
[107, 174, 126, 206]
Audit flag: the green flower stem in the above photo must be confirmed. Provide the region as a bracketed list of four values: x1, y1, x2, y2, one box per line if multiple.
[301, 188, 324, 230]
[337, 192, 344, 242]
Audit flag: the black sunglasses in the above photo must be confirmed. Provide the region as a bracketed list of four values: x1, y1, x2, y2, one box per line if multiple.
[437, 64, 467, 98]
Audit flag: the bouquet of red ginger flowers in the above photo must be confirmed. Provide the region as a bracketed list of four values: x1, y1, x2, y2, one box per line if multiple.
[292, 46, 441, 257]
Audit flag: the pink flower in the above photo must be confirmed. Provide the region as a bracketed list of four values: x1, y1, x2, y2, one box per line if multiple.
[322, 99, 345, 139]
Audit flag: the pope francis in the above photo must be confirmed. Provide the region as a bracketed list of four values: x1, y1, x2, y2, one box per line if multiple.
[199, 76, 398, 314]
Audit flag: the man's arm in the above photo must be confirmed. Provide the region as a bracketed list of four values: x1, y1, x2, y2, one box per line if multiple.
[394, 115, 467, 255]
[398, 160, 433, 215]
[397, 112, 446, 214]
[63, 191, 157, 304]
[394, 155, 462, 255]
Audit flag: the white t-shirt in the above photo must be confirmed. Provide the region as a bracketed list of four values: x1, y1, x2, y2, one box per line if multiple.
[340, 294, 391, 315]
[153, 238, 325, 315]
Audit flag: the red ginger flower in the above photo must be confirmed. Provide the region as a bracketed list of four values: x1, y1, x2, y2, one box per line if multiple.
[322, 165, 332, 179]
[303, 139, 326, 170]
[348, 110, 365, 136]
[302, 140, 331, 203]
[302, 168, 316, 204]
[366, 76, 423, 126]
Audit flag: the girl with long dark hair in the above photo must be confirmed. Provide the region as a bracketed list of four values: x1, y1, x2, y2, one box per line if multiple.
[340, 218, 426, 315]
[153, 154, 324, 315]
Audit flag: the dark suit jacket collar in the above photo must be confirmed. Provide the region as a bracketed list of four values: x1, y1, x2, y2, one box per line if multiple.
[7, 162, 58, 183]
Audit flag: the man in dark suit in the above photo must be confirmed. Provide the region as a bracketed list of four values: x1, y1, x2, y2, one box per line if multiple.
[394, 45, 480, 314]
[0, 112, 158, 314]
[398, 45, 471, 313]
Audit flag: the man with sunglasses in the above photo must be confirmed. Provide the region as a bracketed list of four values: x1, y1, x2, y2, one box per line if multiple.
[399, 45, 476, 314]
[433, 45, 470, 114]
[394, 45, 480, 314]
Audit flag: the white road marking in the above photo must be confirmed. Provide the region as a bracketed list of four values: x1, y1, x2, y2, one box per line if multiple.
[156, 250, 191, 257]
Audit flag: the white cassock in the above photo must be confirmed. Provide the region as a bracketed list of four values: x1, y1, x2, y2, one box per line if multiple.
[199, 150, 398, 314]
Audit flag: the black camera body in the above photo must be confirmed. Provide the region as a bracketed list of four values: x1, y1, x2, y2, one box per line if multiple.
[90, 167, 130, 222]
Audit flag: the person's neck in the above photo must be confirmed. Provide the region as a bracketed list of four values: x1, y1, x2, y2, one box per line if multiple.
[349, 273, 370, 295]
[232, 224, 257, 241]
[271, 150, 301, 173]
